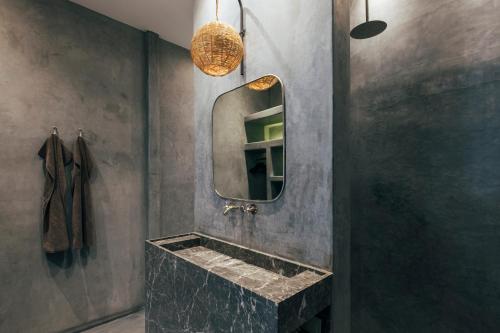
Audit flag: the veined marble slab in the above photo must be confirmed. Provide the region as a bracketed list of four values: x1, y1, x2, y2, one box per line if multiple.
[145, 233, 332, 333]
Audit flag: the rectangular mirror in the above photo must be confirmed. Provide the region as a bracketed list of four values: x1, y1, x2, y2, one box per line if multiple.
[213, 75, 285, 202]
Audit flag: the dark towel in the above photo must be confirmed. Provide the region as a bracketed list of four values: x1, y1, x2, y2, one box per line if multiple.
[38, 134, 73, 253]
[71, 136, 94, 249]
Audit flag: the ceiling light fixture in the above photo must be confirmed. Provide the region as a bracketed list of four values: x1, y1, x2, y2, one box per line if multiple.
[191, 0, 246, 77]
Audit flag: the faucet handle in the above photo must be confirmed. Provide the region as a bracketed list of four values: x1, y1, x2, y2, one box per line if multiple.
[244, 203, 258, 215]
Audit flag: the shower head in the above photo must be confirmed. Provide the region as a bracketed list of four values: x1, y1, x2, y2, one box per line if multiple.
[350, 20, 387, 39]
[350, 0, 387, 39]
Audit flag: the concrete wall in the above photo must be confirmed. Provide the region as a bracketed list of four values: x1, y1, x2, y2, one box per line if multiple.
[0, 0, 146, 331]
[332, 0, 351, 331]
[350, 0, 500, 332]
[158, 39, 195, 236]
[193, 0, 333, 269]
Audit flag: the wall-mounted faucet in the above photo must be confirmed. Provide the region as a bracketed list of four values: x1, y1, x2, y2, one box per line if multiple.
[223, 201, 243, 215]
[223, 201, 258, 215]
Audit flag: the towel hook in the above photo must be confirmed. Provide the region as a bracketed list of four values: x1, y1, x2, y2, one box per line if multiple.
[52, 126, 58, 135]
[78, 128, 83, 137]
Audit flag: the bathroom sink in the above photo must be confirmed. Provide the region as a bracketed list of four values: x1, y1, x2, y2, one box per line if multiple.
[145, 233, 332, 333]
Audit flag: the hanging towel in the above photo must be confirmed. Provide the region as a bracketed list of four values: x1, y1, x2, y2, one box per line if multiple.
[71, 136, 94, 249]
[38, 134, 73, 253]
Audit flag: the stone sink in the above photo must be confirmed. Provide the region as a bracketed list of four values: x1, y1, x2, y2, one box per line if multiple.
[145, 233, 332, 333]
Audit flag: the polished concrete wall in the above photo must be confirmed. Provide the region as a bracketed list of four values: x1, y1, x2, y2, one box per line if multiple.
[193, 0, 333, 269]
[332, 0, 351, 331]
[350, 0, 500, 332]
[158, 39, 195, 236]
[0, 0, 146, 331]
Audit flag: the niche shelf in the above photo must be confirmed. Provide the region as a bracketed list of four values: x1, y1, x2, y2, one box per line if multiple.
[244, 105, 283, 123]
[244, 138, 283, 151]
[243, 105, 284, 200]
[244, 106, 283, 143]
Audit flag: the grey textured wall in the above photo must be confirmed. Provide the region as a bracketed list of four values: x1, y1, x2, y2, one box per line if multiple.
[0, 0, 146, 332]
[158, 39, 195, 236]
[193, 0, 333, 269]
[332, 0, 351, 332]
[350, 0, 500, 332]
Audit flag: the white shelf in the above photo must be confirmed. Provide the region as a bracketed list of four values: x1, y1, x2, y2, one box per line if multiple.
[244, 139, 283, 151]
[244, 105, 283, 123]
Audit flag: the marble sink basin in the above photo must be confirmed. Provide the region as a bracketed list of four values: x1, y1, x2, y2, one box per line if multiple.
[145, 233, 332, 333]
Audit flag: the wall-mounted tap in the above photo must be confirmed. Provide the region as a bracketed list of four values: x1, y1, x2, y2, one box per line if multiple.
[223, 201, 243, 215]
[244, 204, 258, 215]
[223, 202, 258, 215]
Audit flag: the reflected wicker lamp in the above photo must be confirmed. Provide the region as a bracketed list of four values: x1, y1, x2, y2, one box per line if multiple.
[247, 75, 279, 91]
[191, 0, 244, 77]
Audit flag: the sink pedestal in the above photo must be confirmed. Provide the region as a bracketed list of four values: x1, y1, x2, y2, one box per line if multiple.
[145, 233, 332, 333]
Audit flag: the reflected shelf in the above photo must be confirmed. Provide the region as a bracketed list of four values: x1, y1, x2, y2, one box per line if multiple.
[244, 105, 283, 123]
[269, 175, 284, 182]
[244, 139, 283, 151]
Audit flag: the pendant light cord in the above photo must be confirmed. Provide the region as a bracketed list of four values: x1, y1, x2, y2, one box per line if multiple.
[216, 0, 220, 21]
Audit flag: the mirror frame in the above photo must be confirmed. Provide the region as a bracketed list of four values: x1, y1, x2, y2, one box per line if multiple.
[211, 74, 286, 203]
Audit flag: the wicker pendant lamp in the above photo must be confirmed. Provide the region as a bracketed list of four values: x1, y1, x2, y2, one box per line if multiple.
[247, 75, 279, 91]
[191, 0, 244, 77]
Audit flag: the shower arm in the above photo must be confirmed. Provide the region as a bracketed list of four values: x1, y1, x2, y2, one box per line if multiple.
[365, 0, 370, 22]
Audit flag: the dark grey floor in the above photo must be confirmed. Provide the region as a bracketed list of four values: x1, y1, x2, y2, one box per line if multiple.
[82, 311, 144, 333]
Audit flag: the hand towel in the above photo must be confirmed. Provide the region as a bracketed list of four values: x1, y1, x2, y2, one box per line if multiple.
[71, 136, 94, 249]
[38, 134, 73, 253]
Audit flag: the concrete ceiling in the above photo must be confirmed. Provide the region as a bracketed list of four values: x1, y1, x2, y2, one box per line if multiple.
[69, 0, 195, 49]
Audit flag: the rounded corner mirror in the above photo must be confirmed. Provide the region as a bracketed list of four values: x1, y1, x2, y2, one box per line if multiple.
[212, 74, 285, 203]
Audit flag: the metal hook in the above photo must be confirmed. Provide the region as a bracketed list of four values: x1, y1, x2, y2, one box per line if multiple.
[52, 126, 58, 135]
[78, 128, 83, 137]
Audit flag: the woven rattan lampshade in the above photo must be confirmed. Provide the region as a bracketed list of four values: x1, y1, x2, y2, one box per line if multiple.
[191, 22, 243, 77]
[247, 75, 279, 91]
[191, 0, 244, 77]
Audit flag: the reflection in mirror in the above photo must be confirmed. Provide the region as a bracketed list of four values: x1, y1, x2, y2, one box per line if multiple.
[213, 75, 285, 202]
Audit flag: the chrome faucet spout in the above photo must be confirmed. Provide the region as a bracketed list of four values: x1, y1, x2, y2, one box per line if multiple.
[223, 202, 243, 215]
